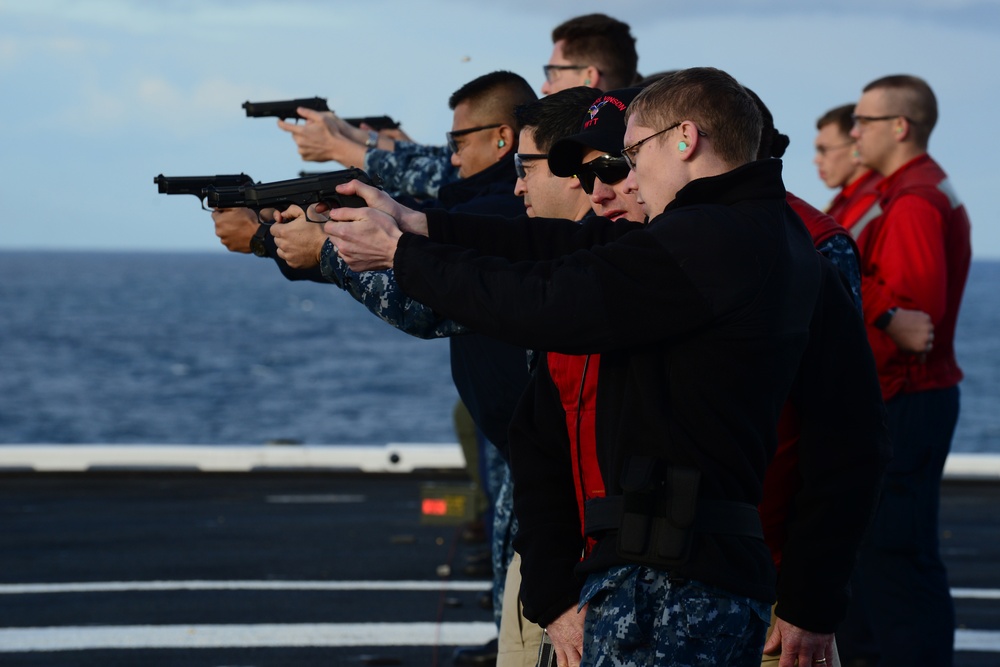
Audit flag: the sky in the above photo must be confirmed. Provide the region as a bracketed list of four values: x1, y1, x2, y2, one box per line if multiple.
[2, 0, 999, 257]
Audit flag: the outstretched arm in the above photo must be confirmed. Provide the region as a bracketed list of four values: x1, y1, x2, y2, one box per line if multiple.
[274, 203, 465, 339]
[319, 179, 429, 271]
[271, 206, 327, 269]
[212, 207, 259, 253]
[277, 107, 368, 168]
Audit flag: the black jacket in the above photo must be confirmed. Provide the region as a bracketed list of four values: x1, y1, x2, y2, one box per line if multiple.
[433, 153, 532, 457]
[392, 160, 886, 627]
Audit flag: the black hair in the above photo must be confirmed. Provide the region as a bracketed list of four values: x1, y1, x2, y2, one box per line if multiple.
[448, 71, 537, 131]
[514, 86, 601, 152]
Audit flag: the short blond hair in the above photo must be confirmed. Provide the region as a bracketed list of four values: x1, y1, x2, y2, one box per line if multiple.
[626, 67, 761, 167]
[863, 74, 937, 148]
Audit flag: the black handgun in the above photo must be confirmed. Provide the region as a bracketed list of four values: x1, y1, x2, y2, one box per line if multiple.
[242, 97, 330, 120]
[205, 168, 378, 224]
[241, 98, 400, 129]
[154, 173, 255, 210]
[342, 115, 401, 131]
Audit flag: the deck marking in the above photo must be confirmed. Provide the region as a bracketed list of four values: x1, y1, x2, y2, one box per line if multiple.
[0, 625, 996, 653]
[2, 581, 994, 598]
[957, 629, 1000, 652]
[0, 580, 491, 594]
[0, 622, 496, 652]
[952, 588, 1000, 600]
[265, 494, 366, 503]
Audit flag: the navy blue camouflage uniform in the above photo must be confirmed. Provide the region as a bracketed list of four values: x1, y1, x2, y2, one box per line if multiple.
[364, 141, 458, 201]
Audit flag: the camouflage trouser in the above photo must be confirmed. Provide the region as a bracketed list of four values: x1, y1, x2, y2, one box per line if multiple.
[579, 565, 771, 667]
[491, 461, 518, 629]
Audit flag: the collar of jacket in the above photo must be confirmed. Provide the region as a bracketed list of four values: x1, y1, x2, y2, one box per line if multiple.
[658, 158, 787, 218]
[873, 152, 933, 199]
[437, 151, 518, 209]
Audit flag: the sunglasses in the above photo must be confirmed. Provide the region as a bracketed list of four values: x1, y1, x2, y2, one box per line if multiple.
[446, 124, 501, 154]
[514, 153, 549, 179]
[576, 155, 631, 194]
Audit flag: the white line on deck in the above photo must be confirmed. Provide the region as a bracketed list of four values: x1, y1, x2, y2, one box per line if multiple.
[0, 580, 491, 595]
[265, 494, 366, 503]
[957, 630, 1000, 652]
[0, 625, 995, 654]
[2, 581, 994, 599]
[952, 588, 1000, 600]
[0, 622, 497, 652]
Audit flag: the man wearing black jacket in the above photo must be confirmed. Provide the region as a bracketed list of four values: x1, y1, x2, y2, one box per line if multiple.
[320, 68, 887, 667]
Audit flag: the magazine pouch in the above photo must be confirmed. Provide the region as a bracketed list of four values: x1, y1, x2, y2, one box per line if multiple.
[616, 457, 701, 567]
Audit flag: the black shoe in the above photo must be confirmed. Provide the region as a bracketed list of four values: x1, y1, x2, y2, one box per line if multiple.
[452, 638, 498, 666]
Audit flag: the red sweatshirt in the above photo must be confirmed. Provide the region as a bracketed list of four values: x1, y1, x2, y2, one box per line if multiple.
[856, 154, 971, 400]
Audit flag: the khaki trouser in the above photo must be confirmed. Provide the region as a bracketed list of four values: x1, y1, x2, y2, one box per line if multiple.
[498, 551, 545, 667]
[761, 604, 842, 666]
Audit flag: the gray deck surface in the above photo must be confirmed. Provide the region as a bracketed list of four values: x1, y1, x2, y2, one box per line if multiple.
[1, 472, 997, 666]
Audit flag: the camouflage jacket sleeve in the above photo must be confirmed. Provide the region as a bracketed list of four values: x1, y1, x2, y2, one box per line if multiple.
[816, 234, 862, 314]
[318, 239, 469, 339]
[363, 141, 458, 200]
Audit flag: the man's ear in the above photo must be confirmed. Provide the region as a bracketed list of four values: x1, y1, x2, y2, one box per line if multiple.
[893, 117, 911, 142]
[677, 120, 703, 161]
[567, 174, 584, 190]
[584, 65, 601, 88]
[497, 125, 516, 156]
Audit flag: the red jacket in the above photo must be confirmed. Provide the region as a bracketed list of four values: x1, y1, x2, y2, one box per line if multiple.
[826, 169, 882, 234]
[856, 154, 971, 400]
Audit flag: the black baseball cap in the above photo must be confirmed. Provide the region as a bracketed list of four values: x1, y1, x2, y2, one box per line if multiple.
[549, 87, 643, 178]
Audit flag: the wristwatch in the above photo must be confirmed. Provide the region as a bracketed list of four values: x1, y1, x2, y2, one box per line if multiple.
[365, 130, 379, 149]
[874, 307, 898, 330]
[249, 224, 269, 258]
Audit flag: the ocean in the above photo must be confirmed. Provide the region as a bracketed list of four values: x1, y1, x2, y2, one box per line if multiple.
[1, 251, 998, 453]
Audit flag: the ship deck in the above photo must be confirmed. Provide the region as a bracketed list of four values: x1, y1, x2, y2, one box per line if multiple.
[0, 469, 997, 666]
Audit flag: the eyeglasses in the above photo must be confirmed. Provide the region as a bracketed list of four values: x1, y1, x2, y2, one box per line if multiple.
[514, 153, 548, 179]
[621, 123, 679, 170]
[622, 122, 708, 170]
[446, 124, 501, 153]
[576, 155, 630, 194]
[851, 114, 912, 126]
[814, 141, 854, 157]
[543, 64, 587, 83]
